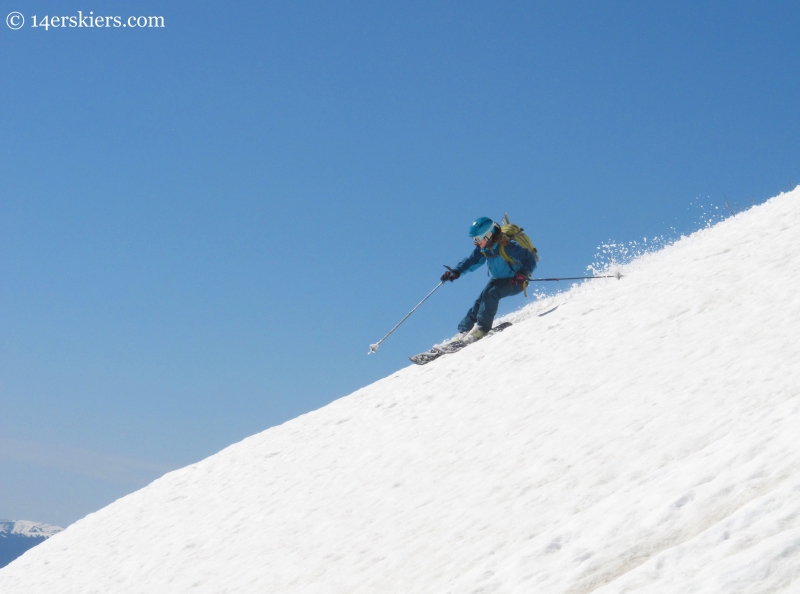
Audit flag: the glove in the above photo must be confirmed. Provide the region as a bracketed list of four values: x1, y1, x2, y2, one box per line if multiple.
[441, 269, 460, 282]
[510, 273, 527, 286]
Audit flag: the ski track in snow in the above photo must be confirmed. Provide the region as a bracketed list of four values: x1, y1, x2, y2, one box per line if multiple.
[1, 188, 799, 593]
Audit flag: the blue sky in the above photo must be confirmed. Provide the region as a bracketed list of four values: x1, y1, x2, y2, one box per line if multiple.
[2, 1, 798, 527]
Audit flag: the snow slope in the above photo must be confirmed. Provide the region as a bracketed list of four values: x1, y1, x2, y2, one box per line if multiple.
[2, 189, 799, 593]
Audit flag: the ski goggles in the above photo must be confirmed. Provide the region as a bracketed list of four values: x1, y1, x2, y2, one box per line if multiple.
[473, 226, 496, 245]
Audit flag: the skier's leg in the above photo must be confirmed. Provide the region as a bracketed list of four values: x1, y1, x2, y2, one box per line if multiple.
[457, 293, 483, 333]
[476, 279, 523, 330]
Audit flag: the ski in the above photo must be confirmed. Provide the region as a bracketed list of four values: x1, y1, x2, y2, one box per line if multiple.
[409, 322, 513, 365]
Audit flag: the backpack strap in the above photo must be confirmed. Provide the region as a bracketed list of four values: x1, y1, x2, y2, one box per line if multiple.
[498, 244, 516, 267]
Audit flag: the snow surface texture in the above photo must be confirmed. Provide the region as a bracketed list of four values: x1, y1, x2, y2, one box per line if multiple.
[2, 189, 799, 593]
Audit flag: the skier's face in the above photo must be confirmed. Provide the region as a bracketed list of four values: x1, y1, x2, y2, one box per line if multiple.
[473, 226, 494, 248]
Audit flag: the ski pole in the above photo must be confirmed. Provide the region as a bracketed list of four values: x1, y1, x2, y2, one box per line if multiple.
[369, 281, 445, 354]
[529, 272, 622, 282]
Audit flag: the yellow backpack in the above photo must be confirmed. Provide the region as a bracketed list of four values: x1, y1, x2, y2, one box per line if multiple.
[498, 212, 539, 268]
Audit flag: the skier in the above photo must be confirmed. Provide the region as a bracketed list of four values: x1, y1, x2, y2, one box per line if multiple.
[440, 217, 537, 343]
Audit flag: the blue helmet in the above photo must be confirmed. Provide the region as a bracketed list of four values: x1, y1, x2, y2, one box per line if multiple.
[469, 216, 495, 238]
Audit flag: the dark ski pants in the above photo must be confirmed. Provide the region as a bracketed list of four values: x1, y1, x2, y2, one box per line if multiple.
[458, 278, 523, 333]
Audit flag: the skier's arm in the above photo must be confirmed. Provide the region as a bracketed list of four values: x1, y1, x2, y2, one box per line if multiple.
[454, 247, 486, 275]
[505, 242, 537, 276]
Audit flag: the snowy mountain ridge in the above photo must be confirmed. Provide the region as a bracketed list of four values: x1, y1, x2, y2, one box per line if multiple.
[0, 521, 63, 539]
[1, 188, 799, 593]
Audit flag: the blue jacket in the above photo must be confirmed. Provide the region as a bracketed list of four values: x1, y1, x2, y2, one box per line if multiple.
[454, 240, 537, 279]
